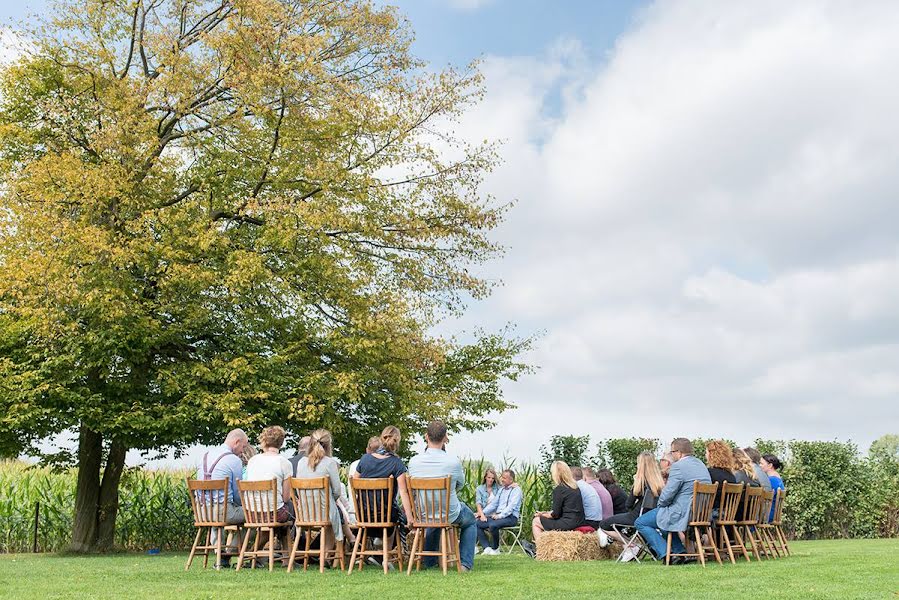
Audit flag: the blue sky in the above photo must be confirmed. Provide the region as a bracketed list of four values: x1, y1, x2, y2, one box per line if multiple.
[4, 1, 899, 466]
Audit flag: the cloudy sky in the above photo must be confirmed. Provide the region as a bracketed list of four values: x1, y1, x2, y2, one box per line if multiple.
[3, 1, 898, 466]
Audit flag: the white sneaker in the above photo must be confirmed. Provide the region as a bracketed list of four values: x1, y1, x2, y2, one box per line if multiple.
[597, 530, 610, 548]
[475, 546, 482, 554]
[483, 548, 499, 555]
[620, 545, 639, 562]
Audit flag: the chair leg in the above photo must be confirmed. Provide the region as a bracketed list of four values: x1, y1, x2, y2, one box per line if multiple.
[203, 528, 211, 568]
[319, 527, 327, 574]
[186, 527, 203, 571]
[347, 527, 362, 575]
[394, 528, 404, 572]
[382, 527, 389, 574]
[406, 529, 421, 575]
[236, 528, 252, 572]
[303, 528, 311, 571]
[439, 528, 447, 575]
[706, 526, 722, 565]
[288, 526, 302, 573]
[215, 527, 224, 569]
[694, 528, 706, 567]
[732, 525, 750, 562]
[776, 526, 791, 556]
[720, 526, 736, 564]
[453, 528, 462, 572]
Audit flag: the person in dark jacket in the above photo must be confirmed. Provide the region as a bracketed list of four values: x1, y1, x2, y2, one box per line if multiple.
[596, 468, 629, 515]
[705, 440, 737, 508]
[523, 461, 584, 558]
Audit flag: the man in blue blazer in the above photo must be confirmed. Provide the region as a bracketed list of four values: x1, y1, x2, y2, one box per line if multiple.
[635, 438, 711, 563]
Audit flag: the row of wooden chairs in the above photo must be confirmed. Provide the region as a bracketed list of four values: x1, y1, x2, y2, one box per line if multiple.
[666, 481, 791, 567]
[186, 475, 462, 575]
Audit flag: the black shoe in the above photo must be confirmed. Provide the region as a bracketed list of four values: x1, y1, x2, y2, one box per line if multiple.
[668, 556, 686, 565]
[521, 540, 537, 559]
[682, 556, 697, 564]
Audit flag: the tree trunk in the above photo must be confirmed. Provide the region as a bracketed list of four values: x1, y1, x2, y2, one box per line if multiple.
[70, 426, 103, 553]
[96, 439, 127, 552]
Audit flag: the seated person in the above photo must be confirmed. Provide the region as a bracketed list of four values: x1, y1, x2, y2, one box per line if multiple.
[597, 451, 664, 560]
[476, 469, 522, 555]
[295, 429, 345, 559]
[244, 426, 292, 523]
[196, 429, 249, 561]
[732, 448, 760, 486]
[761, 454, 785, 521]
[582, 467, 614, 522]
[660, 452, 675, 483]
[408, 420, 477, 572]
[348, 436, 382, 516]
[596, 468, 628, 515]
[744, 447, 773, 491]
[475, 468, 500, 522]
[705, 440, 737, 508]
[354, 426, 415, 550]
[634, 438, 711, 564]
[571, 465, 603, 529]
[523, 461, 585, 558]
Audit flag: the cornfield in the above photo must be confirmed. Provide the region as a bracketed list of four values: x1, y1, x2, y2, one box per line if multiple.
[0, 461, 195, 553]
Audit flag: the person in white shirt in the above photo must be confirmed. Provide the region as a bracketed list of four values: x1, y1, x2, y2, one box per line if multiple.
[245, 426, 293, 523]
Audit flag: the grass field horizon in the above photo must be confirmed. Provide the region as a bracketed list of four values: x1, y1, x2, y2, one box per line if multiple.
[0, 539, 895, 599]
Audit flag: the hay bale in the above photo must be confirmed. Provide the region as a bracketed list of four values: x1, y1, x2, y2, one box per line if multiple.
[536, 530, 601, 561]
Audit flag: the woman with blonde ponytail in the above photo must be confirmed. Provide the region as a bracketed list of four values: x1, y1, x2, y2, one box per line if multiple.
[296, 429, 345, 555]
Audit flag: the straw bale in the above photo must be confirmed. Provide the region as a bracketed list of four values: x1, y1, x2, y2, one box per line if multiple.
[536, 530, 601, 561]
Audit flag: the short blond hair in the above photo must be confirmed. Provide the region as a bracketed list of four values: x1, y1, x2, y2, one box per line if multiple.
[259, 426, 285, 450]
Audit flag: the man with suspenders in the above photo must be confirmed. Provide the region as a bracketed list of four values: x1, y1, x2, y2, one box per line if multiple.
[196, 429, 250, 528]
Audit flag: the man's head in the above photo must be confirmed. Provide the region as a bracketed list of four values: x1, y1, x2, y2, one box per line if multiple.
[500, 469, 515, 487]
[744, 447, 762, 465]
[297, 435, 312, 457]
[582, 466, 597, 481]
[570, 465, 584, 481]
[669, 438, 693, 462]
[225, 429, 249, 455]
[425, 420, 448, 448]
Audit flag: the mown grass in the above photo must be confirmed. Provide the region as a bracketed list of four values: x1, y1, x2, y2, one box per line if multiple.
[0, 539, 895, 600]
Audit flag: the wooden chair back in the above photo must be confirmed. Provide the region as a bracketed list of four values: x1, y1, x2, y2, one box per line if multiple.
[290, 476, 332, 527]
[238, 478, 280, 526]
[186, 478, 229, 526]
[771, 488, 786, 525]
[758, 489, 775, 526]
[717, 482, 744, 525]
[352, 476, 396, 527]
[739, 486, 764, 524]
[408, 476, 452, 527]
[689, 481, 719, 526]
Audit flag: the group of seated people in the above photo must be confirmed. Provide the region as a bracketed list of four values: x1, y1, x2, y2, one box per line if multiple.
[519, 438, 785, 564]
[197, 420, 525, 571]
[198, 428, 784, 569]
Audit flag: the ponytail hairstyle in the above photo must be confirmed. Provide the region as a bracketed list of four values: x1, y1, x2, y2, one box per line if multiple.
[380, 425, 401, 454]
[306, 428, 333, 471]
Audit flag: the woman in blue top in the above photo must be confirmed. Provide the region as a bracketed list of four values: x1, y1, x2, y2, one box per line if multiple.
[475, 468, 500, 523]
[761, 454, 785, 520]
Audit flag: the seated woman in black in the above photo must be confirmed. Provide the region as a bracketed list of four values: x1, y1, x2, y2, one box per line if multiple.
[523, 461, 584, 558]
[705, 440, 737, 509]
[597, 468, 629, 515]
[597, 451, 664, 559]
[354, 425, 415, 546]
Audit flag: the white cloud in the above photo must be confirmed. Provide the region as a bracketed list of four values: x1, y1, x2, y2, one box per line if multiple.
[447, 0, 899, 464]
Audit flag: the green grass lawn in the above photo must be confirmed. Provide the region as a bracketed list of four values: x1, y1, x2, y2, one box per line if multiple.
[0, 539, 896, 599]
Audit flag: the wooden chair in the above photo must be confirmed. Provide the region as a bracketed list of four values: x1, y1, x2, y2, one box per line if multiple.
[288, 476, 346, 573]
[347, 475, 404, 574]
[185, 477, 240, 570]
[666, 481, 722, 567]
[406, 476, 461, 575]
[736, 486, 765, 561]
[770, 488, 791, 556]
[715, 482, 748, 564]
[756, 489, 781, 559]
[235, 479, 291, 572]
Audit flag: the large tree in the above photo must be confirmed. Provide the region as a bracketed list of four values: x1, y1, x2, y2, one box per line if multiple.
[0, 0, 530, 552]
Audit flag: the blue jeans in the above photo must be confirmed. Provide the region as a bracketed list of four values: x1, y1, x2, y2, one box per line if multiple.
[424, 503, 477, 570]
[634, 508, 685, 559]
[476, 515, 518, 550]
